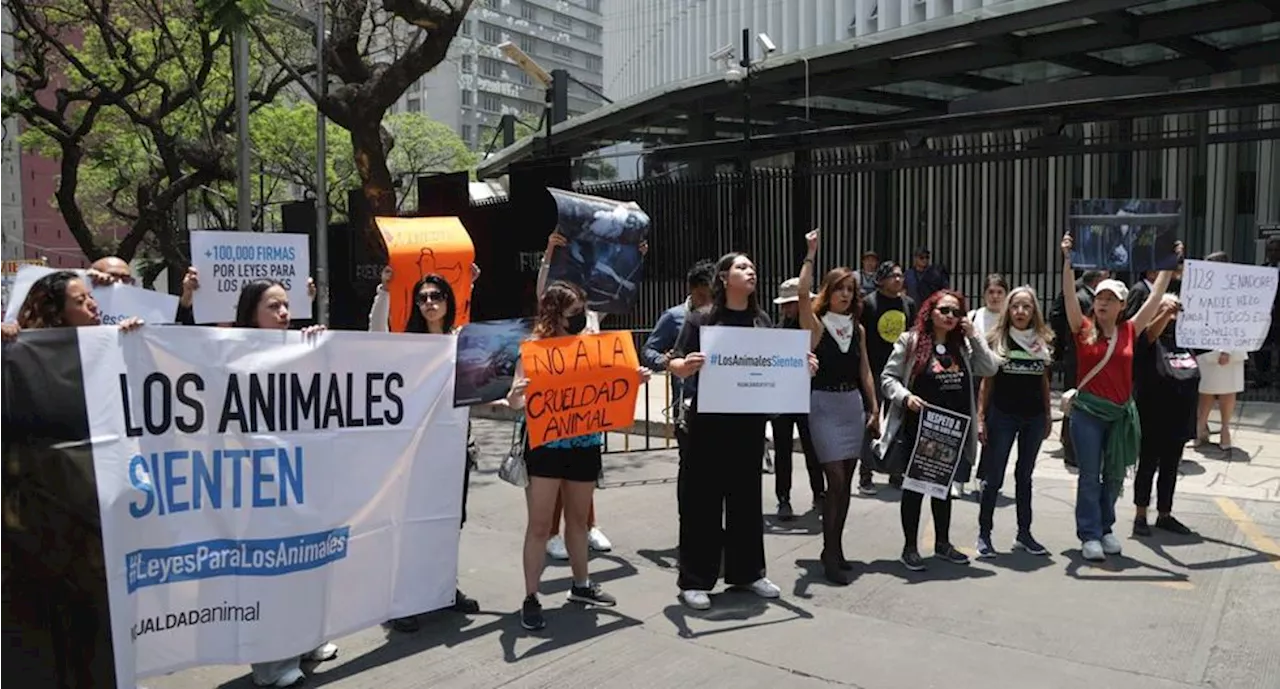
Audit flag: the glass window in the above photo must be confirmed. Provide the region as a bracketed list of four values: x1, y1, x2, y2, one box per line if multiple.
[553, 12, 572, 29]
[481, 23, 502, 44]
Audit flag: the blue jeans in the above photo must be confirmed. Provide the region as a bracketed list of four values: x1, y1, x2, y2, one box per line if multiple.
[977, 407, 1046, 538]
[1068, 409, 1117, 542]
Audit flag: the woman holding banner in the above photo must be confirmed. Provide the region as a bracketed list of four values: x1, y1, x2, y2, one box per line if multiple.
[796, 230, 880, 585]
[505, 280, 650, 631]
[3, 271, 144, 688]
[1059, 234, 1177, 562]
[229, 279, 337, 688]
[368, 268, 483, 629]
[974, 286, 1054, 559]
[876, 289, 999, 572]
[667, 252, 817, 610]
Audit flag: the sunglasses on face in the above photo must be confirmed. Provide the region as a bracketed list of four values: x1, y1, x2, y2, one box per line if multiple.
[936, 306, 961, 317]
[416, 291, 446, 304]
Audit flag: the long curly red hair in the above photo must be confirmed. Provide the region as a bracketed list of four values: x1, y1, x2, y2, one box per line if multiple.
[910, 289, 969, 377]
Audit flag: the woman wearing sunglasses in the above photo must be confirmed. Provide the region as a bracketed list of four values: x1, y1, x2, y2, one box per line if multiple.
[876, 289, 999, 572]
[369, 268, 483, 630]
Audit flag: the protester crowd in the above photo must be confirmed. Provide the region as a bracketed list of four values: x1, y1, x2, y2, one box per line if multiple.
[2, 230, 1277, 688]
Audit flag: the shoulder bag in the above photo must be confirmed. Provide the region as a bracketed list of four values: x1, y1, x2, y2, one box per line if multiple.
[1060, 326, 1118, 416]
[498, 419, 529, 487]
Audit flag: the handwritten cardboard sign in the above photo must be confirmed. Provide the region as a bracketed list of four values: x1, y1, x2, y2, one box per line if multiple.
[520, 331, 640, 448]
[376, 216, 475, 332]
[1176, 259, 1279, 351]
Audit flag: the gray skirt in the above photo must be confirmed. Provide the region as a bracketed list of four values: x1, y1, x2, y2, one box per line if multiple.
[809, 388, 866, 464]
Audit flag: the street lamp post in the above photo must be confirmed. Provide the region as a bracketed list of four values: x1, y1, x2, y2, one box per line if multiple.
[314, 1, 328, 326]
[234, 28, 252, 234]
[739, 27, 751, 251]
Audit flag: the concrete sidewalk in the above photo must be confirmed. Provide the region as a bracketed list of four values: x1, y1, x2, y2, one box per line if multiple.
[150, 406, 1280, 689]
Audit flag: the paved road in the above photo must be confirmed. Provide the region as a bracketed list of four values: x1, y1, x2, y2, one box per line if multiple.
[151, 410, 1280, 689]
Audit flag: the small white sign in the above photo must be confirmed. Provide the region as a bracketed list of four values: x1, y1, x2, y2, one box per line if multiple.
[93, 283, 179, 326]
[696, 326, 810, 414]
[1177, 259, 1278, 351]
[189, 231, 311, 323]
[3, 265, 177, 325]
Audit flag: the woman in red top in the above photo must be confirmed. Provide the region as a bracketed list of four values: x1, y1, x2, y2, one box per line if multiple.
[1059, 234, 1177, 562]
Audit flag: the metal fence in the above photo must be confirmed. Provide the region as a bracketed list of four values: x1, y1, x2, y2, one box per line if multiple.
[577, 108, 1280, 401]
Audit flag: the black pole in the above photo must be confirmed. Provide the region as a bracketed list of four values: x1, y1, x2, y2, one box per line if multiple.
[739, 27, 751, 252]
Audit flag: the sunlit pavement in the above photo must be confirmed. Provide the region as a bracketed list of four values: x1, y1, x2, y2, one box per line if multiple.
[149, 404, 1280, 689]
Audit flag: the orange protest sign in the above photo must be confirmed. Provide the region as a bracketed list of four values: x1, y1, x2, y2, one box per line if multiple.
[520, 331, 641, 448]
[375, 216, 476, 332]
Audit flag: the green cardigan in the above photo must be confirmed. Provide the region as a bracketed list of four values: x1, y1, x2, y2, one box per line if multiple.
[1073, 391, 1140, 497]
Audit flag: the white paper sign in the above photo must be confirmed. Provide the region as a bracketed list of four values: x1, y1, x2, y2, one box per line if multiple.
[65, 327, 466, 688]
[1177, 259, 1279, 351]
[696, 326, 810, 414]
[93, 283, 180, 326]
[190, 231, 311, 323]
[3, 265, 177, 324]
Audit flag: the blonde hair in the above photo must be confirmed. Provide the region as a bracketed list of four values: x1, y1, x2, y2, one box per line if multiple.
[988, 285, 1054, 359]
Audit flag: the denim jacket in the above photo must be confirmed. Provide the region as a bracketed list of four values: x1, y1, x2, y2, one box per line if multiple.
[642, 300, 690, 406]
[872, 330, 999, 468]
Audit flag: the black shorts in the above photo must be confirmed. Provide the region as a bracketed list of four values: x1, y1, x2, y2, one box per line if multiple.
[525, 444, 602, 483]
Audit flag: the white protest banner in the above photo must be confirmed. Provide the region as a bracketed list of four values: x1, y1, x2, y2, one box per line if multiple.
[3, 265, 178, 324]
[902, 404, 971, 500]
[64, 327, 464, 688]
[696, 326, 810, 414]
[93, 283, 180, 326]
[1177, 259, 1279, 351]
[190, 231, 311, 323]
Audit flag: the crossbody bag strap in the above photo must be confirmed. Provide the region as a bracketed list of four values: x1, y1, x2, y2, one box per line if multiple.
[1076, 325, 1119, 393]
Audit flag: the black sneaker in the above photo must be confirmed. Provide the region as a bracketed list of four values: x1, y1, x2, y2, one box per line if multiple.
[1133, 516, 1152, 537]
[857, 478, 877, 496]
[568, 582, 617, 607]
[812, 492, 826, 513]
[1013, 533, 1049, 556]
[900, 549, 927, 572]
[889, 474, 904, 489]
[934, 544, 971, 565]
[520, 595, 545, 631]
[975, 535, 997, 559]
[777, 500, 795, 521]
[452, 588, 480, 614]
[1155, 515, 1194, 536]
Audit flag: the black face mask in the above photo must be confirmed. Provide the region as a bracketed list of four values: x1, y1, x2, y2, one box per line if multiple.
[566, 312, 588, 334]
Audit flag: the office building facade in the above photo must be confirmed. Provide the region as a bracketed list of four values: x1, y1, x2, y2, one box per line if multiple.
[396, 0, 606, 151]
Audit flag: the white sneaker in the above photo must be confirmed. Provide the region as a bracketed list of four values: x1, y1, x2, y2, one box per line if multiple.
[254, 668, 305, 688]
[587, 527, 613, 552]
[950, 481, 965, 499]
[303, 642, 338, 662]
[1081, 540, 1106, 561]
[546, 534, 569, 560]
[679, 589, 711, 610]
[1101, 533, 1123, 555]
[746, 577, 781, 599]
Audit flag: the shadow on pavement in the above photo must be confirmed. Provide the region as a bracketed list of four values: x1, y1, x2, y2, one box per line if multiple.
[635, 546, 679, 570]
[498, 606, 644, 663]
[788, 557, 996, 599]
[1061, 549, 1190, 584]
[661, 594, 814, 640]
[1139, 532, 1280, 571]
[975, 552, 1057, 574]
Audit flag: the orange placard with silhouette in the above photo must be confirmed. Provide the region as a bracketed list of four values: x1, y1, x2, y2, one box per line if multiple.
[376, 216, 475, 332]
[520, 332, 641, 448]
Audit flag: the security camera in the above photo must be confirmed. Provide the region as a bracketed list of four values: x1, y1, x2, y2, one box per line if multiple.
[708, 44, 735, 63]
[757, 33, 776, 54]
[723, 66, 745, 85]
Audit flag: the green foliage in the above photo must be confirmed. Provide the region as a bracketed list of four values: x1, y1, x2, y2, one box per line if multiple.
[252, 102, 476, 216]
[195, 0, 267, 30]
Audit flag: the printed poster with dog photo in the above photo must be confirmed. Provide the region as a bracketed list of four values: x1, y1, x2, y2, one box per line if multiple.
[903, 404, 971, 500]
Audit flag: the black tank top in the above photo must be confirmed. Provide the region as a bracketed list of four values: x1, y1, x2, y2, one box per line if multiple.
[812, 322, 862, 390]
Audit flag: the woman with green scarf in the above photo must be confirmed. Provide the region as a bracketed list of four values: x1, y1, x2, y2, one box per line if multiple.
[1058, 233, 1179, 562]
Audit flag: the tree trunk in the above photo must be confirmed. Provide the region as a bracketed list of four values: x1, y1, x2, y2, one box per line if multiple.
[350, 117, 395, 264]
